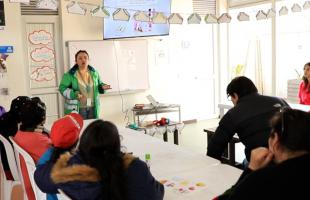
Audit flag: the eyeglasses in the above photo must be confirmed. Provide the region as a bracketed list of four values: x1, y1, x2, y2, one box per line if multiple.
[278, 106, 291, 137]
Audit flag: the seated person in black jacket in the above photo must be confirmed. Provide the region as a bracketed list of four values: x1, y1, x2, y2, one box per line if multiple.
[207, 76, 288, 163]
[214, 108, 310, 200]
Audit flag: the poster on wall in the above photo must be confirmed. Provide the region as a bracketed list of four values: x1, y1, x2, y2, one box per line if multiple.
[0, 0, 5, 30]
[26, 25, 57, 89]
[0, 54, 9, 95]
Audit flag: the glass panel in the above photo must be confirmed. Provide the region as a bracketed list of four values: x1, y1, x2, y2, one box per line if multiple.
[276, 0, 309, 100]
[229, 4, 272, 95]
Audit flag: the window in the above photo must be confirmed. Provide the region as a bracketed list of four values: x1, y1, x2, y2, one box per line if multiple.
[228, 4, 272, 94]
[276, 0, 309, 98]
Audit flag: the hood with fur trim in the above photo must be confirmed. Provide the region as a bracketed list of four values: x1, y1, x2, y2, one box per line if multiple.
[51, 153, 136, 184]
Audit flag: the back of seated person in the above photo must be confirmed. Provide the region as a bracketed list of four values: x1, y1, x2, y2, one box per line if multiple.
[0, 96, 31, 138]
[13, 97, 51, 163]
[207, 76, 289, 163]
[0, 96, 31, 180]
[35, 120, 164, 200]
[36, 113, 84, 200]
[215, 108, 310, 200]
[10, 97, 51, 200]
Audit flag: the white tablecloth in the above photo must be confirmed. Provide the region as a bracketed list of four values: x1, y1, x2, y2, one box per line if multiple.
[47, 119, 242, 200]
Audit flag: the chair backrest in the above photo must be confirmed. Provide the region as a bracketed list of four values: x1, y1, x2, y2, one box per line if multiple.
[9, 137, 45, 200]
[0, 152, 7, 200]
[0, 134, 20, 181]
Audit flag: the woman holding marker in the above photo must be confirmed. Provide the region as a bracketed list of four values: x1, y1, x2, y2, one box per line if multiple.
[59, 50, 111, 119]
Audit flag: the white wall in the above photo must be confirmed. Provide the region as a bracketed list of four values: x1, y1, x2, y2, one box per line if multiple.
[59, 0, 148, 124]
[59, 0, 216, 124]
[0, 0, 27, 108]
[1, 0, 217, 125]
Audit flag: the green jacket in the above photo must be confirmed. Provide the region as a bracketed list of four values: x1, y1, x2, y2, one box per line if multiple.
[59, 64, 106, 118]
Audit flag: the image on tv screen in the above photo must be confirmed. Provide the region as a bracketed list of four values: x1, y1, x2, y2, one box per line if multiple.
[103, 0, 171, 39]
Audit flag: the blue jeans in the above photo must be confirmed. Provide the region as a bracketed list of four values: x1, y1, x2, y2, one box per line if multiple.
[79, 107, 95, 119]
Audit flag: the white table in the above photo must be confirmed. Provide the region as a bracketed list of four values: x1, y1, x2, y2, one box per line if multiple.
[47, 120, 242, 200]
[117, 127, 241, 200]
[218, 102, 310, 118]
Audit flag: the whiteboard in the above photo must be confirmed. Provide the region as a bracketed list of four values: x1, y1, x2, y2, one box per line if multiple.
[67, 40, 149, 94]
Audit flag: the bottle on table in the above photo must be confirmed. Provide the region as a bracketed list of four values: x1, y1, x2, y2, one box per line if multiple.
[145, 153, 151, 169]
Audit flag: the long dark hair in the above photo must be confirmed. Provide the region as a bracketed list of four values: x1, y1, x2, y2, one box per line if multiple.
[78, 120, 126, 200]
[302, 62, 310, 92]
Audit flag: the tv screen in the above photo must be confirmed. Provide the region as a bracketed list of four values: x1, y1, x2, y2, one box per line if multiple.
[103, 0, 171, 40]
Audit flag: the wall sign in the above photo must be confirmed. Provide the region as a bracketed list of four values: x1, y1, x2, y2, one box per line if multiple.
[0, 46, 14, 53]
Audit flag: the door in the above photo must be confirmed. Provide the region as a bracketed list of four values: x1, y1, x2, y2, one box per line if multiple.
[23, 16, 63, 124]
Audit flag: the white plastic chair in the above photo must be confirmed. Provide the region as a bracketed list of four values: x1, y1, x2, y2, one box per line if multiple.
[57, 189, 72, 200]
[9, 137, 45, 200]
[0, 135, 21, 200]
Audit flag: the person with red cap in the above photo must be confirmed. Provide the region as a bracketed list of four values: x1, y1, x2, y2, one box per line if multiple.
[35, 120, 164, 200]
[35, 113, 83, 200]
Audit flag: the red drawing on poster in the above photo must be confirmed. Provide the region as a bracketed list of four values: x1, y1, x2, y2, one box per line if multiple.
[30, 66, 55, 82]
[30, 47, 54, 62]
[28, 30, 53, 45]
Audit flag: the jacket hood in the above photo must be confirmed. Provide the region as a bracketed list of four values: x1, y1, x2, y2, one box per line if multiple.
[51, 152, 136, 184]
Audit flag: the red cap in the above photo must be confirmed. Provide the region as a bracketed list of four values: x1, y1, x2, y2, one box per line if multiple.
[50, 113, 83, 148]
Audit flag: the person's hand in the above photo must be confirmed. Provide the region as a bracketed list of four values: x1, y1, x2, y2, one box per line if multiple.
[102, 85, 112, 90]
[76, 93, 83, 100]
[248, 147, 274, 171]
[76, 93, 87, 103]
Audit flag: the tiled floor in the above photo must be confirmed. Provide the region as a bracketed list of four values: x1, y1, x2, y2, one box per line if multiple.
[154, 118, 219, 154]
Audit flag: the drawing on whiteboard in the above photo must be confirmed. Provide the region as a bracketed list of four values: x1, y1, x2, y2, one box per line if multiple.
[127, 50, 137, 70]
[30, 66, 55, 82]
[28, 30, 53, 45]
[30, 47, 55, 62]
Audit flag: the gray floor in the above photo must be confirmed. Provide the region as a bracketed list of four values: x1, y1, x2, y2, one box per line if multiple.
[158, 118, 245, 162]
[156, 118, 219, 154]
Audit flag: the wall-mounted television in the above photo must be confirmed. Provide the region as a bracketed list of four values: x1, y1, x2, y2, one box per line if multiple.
[103, 0, 172, 40]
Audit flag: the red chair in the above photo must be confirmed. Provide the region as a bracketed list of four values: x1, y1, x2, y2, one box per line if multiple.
[9, 137, 45, 200]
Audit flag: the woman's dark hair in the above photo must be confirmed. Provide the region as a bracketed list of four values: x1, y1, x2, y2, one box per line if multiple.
[10, 96, 31, 122]
[50, 145, 77, 162]
[226, 76, 258, 99]
[75, 50, 89, 62]
[78, 120, 126, 200]
[19, 98, 46, 131]
[302, 62, 310, 92]
[270, 109, 310, 152]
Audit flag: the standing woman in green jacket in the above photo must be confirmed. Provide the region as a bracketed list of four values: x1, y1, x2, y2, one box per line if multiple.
[59, 50, 111, 119]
